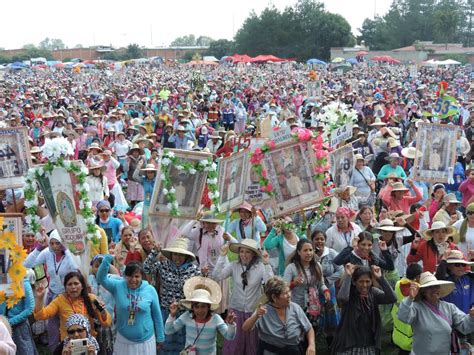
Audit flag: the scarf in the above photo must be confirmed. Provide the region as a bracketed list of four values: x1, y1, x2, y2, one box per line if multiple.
[63, 314, 100, 352]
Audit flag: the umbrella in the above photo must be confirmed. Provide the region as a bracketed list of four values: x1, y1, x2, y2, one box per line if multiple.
[346, 58, 358, 65]
[332, 57, 345, 63]
[356, 51, 368, 56]
[307, 58, 327, 65]
[370, 56, 382, 61]
[331, 64, 352, 73]
[53, 63, 65, 68]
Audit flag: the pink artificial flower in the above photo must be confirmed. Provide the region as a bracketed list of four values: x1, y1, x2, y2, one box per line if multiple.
[312, 134, 324, 149]
[266, 184, 273, 192]
[250, 154, 263, 165]
[267, 140, 276, 149]
[314, 166, 326, 174]
[315, 149, 328, 159]
[254, 147, 263, 155]
[297, 128, 312, 141]
[262, 170, 268, 178]
[272, 126, 280, 132]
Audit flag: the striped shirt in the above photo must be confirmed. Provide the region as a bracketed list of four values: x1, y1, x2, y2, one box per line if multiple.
[165, 312, 236, 354]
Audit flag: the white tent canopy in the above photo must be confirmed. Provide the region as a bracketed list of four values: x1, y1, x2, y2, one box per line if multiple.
[202, 56, 219, 62]
[436, 59, 461, 65]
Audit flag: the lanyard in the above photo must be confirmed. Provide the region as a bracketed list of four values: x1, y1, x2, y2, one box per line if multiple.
[66, 296, 85, 315]
[192, 319, 208, 346]
[53, 254, 65, 275]
[342, 231, 351, 247]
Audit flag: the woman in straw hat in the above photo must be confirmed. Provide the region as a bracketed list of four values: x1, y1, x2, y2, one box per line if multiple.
[124, 144, 145, 207]
[86, 161, 109, 207]
[398, 272, 474, 355]
[132, 161, 157, 228]
[333, 185, 359, 212]
[227, 202, 267, 244]
[349, 154, 376, 208]
[143, 237, 200, 354]
[242, 276, 316, 355]
[165, 277, 237, 355]
[0, 315, 16, 355]
[407, 221, 460, 273]
[383, 179, 423, 214]
[332, 264, 396, 355]
[212, 239, 273, 355]
[377, 152, 407, 181]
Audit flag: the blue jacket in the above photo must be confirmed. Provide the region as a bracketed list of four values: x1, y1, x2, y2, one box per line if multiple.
[97, 254, 164, 343]
[0, 279, 35, 325]
[436, 260, 474, 314]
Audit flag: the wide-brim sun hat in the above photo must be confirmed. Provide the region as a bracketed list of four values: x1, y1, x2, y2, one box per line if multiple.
[127, 144, 144, 155]
[422, 221, 457, 242]
[161, 237, 196, 261]
[233, 201, 253, 213]
[385, 152, 402, 161]
[229, 239, 261, 258]
[401, 146, 421, 160]
[182, 276, 222, 310]
[418, 272, 455, 298]
[140, 164, 157, 172]
[390, 182, 409, 193]
[445, 250, 474, 265]
[370, 118, 386, 127]
[375, 219, 404, 232]
[87, 142, 103, 152]
[199, 212, 224, 224]
[335, 185, 357, 196]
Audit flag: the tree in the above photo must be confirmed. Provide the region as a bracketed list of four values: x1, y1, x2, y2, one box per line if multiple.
[207, 39, 235, 58]
[433, 0, 461, 48]
[124, 44, 144, 59]
[170, 34, 196, 47]
[195, 36, 213, 47]
[75, 44, 83, 48]
[39, 37, 65, 50]
[22, 44, 37, 50]
[233, 0, 353, 61]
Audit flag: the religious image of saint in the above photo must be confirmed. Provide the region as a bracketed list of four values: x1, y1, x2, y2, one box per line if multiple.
[286, 172, 303, 197]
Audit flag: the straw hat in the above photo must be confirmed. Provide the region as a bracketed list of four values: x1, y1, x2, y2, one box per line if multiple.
[229, 239, 261, 258]
[335, 185, 357, 196]
[385, 152, 402, 161]
[30, 146, 42, 154]
[140, 164, 157, 172]
[161, 237, 195, 261]
[128, 144, 144, 155]
[384, 172, 403, 181]
[445, 250, 474, 265]
[370, 118, 386, 127]
[233, 201, 253, 213]
[87, 142, 103, 152]
[176, 125, 188, 132]
[88, 161, 106, 172]
[375, 219, 404, 232]
[443, 193, 461, 205]
[422, 221, 456, 241]
[387, 137, 399, 149]
[401, 146, 421, 160]
[354, 153, 366, 161]
[199, 212, 224, 224]
[182, 276, 222, 310]
[418, 272, 454, 298]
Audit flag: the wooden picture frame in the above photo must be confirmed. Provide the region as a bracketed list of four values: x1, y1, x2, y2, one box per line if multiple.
[217, 149, 250, 212]
[329, 144, 355, 187]
[149, 149, 211, 219]
[0, 127, 33, 189]
[412, 123, 458, 183]
[262, 140, 324, 217]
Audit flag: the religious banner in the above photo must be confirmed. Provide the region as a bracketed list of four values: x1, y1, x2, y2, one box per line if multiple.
[36, 161, 89, 254]
[261, 141, 325, 217]
[149, 149, 213, 219]
[412, 123, 458, 183]
[0, 127, 33, 190]
[217, 150, 250, 212]
[329, 144, 355, 187]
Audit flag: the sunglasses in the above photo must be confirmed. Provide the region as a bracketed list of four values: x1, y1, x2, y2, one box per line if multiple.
[467, 211, 474, 216]
[99, 209, 110, 213]
[451, 263, 466, 267]
[67, 328, 86, 335]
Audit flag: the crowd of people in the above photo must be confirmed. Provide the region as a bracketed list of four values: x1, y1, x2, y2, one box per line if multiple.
[0, 60, 473, 355]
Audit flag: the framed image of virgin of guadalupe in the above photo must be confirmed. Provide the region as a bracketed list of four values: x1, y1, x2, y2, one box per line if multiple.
[262, 141, 324, 217]
[149, 149, 211, 219]
[412, 123, 458, 183]
[217, 149, 249, 212]
[0, 127, 33, 189]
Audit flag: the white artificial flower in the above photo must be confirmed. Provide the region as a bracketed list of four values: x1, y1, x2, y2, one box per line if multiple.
[161, 158, 171, 166]
[176, 165, 184, 170]
[207, 178, 217, 185]
[163, 188, 169, 195]
[79, 200, 85, 209]
[210, 204, 216, 212]
[209, 163, 217, 172]
[170, 187, 176, 194]
[208, 192, 214, 199]
[213, 191, 220, 198]
[160, 173, 166, 180]
[167, 151, 175, 158]
[24, 199, 36, 208]
[172, 201, 179, 208]
[25, 215, 33, 224]
[166, 203, 173, 210]
[199, 159, 208, 166]
[189, 168, 197, 175]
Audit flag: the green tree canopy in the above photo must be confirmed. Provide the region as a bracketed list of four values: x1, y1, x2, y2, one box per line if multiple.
[207, 39, 235, 59]
[39, 37, 66, 50]
[233, 0, 354, 61]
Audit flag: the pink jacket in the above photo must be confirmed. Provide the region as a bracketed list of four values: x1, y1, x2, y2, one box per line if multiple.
[385, 185, 422, 214]
[459, 179, 474, 207]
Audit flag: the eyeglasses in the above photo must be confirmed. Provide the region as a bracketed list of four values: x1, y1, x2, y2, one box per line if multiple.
[67, 328, 86, 335]
[99, 209, 110, 213]
[451, 263, 465, 267]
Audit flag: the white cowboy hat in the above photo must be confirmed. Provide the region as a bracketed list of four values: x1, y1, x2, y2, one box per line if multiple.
[418, 272, 454, 298]
[199, 212, 224, 224]
[140, 164, 157, 172]
[422, 221, 457, 242]
[375, 219, 404, 232]
[370, 118, 386, 127]
[161, 237, 196, 261]
[229, 239, 261, 258]
[401, 146, 421, 160]
[182, 276, 222, 310]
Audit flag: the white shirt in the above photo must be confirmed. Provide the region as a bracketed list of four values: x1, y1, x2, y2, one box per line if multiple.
[325, 222, 362, 253]
[453, 219, 474, 255]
